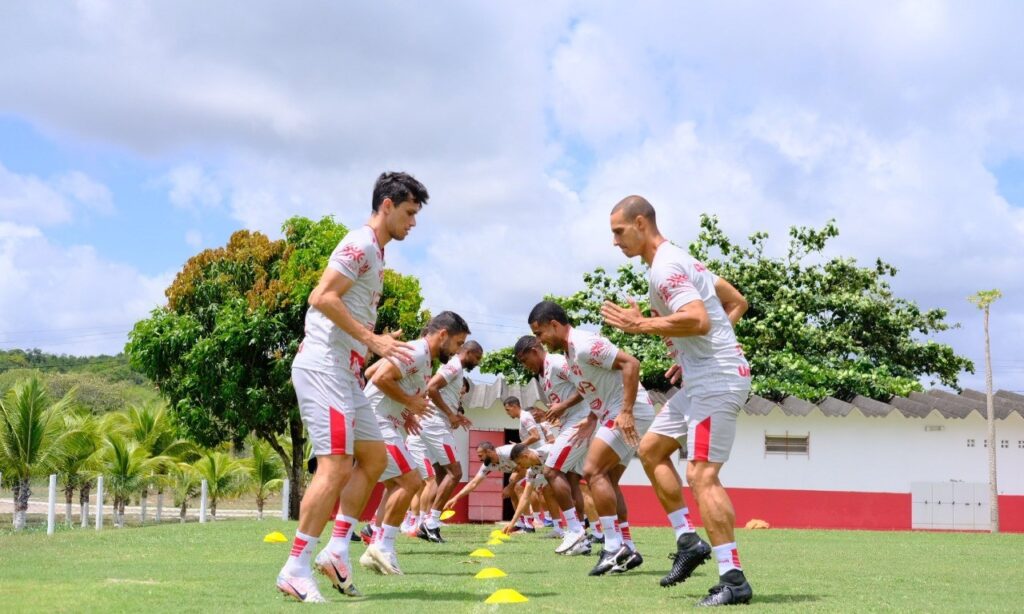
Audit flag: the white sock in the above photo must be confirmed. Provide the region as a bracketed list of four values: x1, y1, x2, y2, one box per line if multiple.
[282, 531, 318, 577]
[667, 507, 696, 539]
[426, 509, 442, 529]
[380, 524, 399, 553]
[620, 521, 635, 550]
[600, 515, 621, 552]
[713, 542, 742, 576]
[593, 519, 604, 537]
[327, 515, 357, 556]
[563, 509, 583, 533]
[419, 512, 429, 527]
[541, 511, 551, 522]
[371, 524, 382, 544]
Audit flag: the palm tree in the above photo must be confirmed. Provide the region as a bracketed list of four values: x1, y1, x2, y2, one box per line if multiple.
[95, 433, 165, 528]
[969, 289, 1002, 533]
[192, 450, 248, 519]
[56, 408, 102, 526]
[113, 404, 197, 523]
[0, 378, 77, 530]
[169, 462, 202, 523]
[245, 436, 284, 520]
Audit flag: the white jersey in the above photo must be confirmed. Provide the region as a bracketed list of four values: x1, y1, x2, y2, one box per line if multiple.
[526, 444, 551, 482]
[648, 241, 751, 396]
[292, 226, 385, 377]
[566, 327, 655, 422]
[474, 444, 518, 478]
[419, 355, 464, 431]
[363, 338, 431, 430]
[541, 353, 585, 425]
[518, 410, 544, 449]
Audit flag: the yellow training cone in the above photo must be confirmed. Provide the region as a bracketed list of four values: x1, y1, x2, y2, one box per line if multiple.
[484, 589, 528, 604]
[263, 531, 288, 543]
[486, 538, 504, 546]
[469, 548, 495, 558]
[440, 510, 456, 521]
[474, 567, 507, 579]
[489, 530, 511, 540]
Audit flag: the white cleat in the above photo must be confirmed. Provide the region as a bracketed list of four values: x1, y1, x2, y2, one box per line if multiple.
[276, 572, 327, 603]
[359, 546, 385, 574]
[374, 548, 404, 575]
[555, 529, 586, 554]
[546, 528, 565, 539]
[314, 549, 360, 597]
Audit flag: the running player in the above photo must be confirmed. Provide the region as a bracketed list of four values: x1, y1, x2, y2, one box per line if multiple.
[357, 312, 470, 575]
[527, 300, 656, 576]
[602, 195, 753, 606]
[278, 172, 428, 603]
[441, 441, 525, 511]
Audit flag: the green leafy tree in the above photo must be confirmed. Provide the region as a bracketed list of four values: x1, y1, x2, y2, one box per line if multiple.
[245, 435, 285, 520]
[127, 216, 429, 519]
[95, 432, 166, 528]
[192, 450, 249, 518]
[485, 216, 973, 402]
[0, 378, 77, 530]
[169, 461, 202, 523]
[56, 408, 102, 526]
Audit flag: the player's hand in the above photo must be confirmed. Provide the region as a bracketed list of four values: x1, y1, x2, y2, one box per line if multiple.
[615, 412, 640, 448]
[402, 410, 422, 436]
[665, 364, 682, 386]
[501, 484, 514, 499]
[569, 415, 598, 446]
[502, 521, 516, 535]
[601, 299, 644, 334]
[448, 413, 473, 430]
[405, 394, 430, 416]
[442, 498, 457, 511]
[368, 330, 414, 361]
[544, 403, 566, 424]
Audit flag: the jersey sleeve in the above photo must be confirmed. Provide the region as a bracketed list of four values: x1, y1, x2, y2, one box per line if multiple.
[438, 359, 461, 384]
[327, 232, 372, 281]
[652, 259, 702, 313]
[520, 412, 541, 436]
[584, 336, 619, 371]
[475, 464, 491, 479]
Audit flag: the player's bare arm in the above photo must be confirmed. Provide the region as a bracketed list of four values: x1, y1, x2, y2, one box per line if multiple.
[714, 277, 748, 326]
[443, 473, 486, 510]
[601, 297, 710, 337]
[370, 358, 429, 416]
[309, 268, 414, 361]
[503, 482, 536, 535]
[427, 371, 471, 429]
[611, 349, 641, 447]
[545, 390, 583, 423]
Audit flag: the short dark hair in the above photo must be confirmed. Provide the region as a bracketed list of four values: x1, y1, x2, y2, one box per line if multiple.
[460, 340, 483, 356]
[528, 300, 569, 326]
[611, 195, 656, 224]
[462, 379, 472, 393]
[372, 171, 429, 212]
[514, 335, 541, 358]
[510, 443, 528, 461]
[425, 311, 471, 336]
[503, 396, 521, 408]
[477, 441, 496, 453]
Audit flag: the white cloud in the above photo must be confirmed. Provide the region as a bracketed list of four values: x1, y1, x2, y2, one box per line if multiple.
[165, 164, 222, 210]
[184, 229, 203, 248]
[0, 162, 112, 226]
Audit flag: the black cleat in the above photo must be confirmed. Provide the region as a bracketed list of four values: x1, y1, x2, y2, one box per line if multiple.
[522, 525, 536, 534]
[589, 546, 630, 576]
[623, 549, 644, 571]
[591, 533, 605, 545]
[360, 524, 373, 542]
[421, 524, 445, 543]
[695, 571, 752, 607]
[415, 523, 433, 542]
[660, 533, 712, 587]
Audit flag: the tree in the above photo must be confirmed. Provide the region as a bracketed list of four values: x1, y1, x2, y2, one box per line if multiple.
[969, 289, 1002, 533]
[127, 216, 429, 519]
[192, 450, 248, 519]
[0, 378, 77, 530]
[95, 432, 165, 528]
[484, 216, 974, 402]
[169, 462, 202, 523]
[245, 435, 285, 520]
[56, 408, 102, 526]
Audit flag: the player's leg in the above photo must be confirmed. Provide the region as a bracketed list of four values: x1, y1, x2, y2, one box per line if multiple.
[582, 434, 630, 575]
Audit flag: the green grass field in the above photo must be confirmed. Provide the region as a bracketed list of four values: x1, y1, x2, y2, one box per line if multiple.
[1, 520, 1022, 613]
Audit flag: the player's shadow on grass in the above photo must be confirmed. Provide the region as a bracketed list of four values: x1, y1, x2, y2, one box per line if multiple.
[668, 593, 821, 604]
[368, 590, 558, 602]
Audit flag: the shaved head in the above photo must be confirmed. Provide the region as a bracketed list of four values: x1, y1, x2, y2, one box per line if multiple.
[611, 195, 657, 226]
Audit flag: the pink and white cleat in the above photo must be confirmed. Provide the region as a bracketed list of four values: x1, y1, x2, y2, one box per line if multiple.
[314, 549, 361, 597]
[276, 572, 327, 603]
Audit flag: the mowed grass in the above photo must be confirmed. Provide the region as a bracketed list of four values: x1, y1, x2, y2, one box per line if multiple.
[1, 520, 1022, 613]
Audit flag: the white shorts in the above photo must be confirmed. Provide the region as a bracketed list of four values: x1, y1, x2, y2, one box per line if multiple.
[415, 420, 459, 467]
[526, 467, 547, 489]
[595, 414, 654, 466]
[405, 433, 436, 480]
[543, 421, 590, 475]
[648, 387, 749, 463]
[292, 367, 382, 457]
[376, 418, 418, 482]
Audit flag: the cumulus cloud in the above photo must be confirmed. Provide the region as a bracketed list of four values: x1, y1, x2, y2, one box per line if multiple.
[0, 162, 112, 226]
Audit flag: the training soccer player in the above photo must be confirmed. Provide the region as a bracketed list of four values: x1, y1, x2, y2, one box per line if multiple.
[601, 195, 753, 607]
[356, 311, 471, 575]
[528, 300, 656, 576]
[278, 172, 428, 603]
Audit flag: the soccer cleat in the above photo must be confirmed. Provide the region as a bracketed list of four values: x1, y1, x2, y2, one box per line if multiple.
[695, 571, 753, 607]
[660, 534, 712, 588]
[546, 528, 565, 539]
[555, 529, 586, 554]
[378, 550, 404, 575]
[362, 544, 403, 575]
[276, 572, 327, 603]
[612, 548, 644, 573]
[360, 524, 374, 542]
[359, 546, 384, 574]
[588, 546, 630, 576]
[314, 549, 361, 597]
[543, 518, 554, 528]
[423, 524, 446, 543]
[521, 525, 536, 534]
[565, 537, 592, 556]
[591, 533, 605, 544]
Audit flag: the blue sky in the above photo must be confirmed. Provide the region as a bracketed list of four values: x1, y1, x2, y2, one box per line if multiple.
[1, 1, 1023, 391]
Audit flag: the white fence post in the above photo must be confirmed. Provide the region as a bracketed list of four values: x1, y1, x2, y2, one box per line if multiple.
[280, 478, 290, 521]
[155, 490, 163, 524]
[199, 479, 208, 523]
[47, 474, 57, 535]
[95, 476, 104, 530]
[140, 486, 148, 524]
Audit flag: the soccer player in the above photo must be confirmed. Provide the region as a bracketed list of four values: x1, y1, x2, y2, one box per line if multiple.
[356, 312, 471, 575]
[278, 172, 428, 603]
[501, 443, 561, 538]
[601, 195, 753, 606]
[413, 340, 483, 542]
[513, 334, 589, 553]
[441, 441, 528, 511]
[503, 396, 545, 450]
[528, 300, 656, 576]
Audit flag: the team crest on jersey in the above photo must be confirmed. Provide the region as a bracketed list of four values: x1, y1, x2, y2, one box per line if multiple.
[358, 260, 371, 275]
[694, 262, 707, 272]
[589, 398, 602, 411]
[340, 244, 365, 263]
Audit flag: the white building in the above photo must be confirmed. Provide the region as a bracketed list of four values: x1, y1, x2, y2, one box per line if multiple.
[449, 377, 1024, 532]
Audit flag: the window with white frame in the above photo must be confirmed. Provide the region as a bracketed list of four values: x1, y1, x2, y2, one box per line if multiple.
[764, 433, 809, 457]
